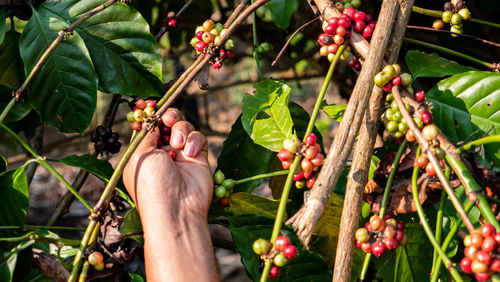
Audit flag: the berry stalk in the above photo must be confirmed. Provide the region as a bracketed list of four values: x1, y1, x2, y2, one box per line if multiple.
[261, 46, 344, 282]
[457, 135, 500, 154]
[234, 170, 289, 185]
[431, 168, 450, 278]
[412, 147, 464, 282]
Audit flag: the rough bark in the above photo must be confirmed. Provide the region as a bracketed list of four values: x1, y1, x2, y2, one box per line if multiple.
[287, 0, 400, 246]
[332, 1, 414, 281]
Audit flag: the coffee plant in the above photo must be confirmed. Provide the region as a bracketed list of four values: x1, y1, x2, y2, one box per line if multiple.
[0, 0, 499, 281]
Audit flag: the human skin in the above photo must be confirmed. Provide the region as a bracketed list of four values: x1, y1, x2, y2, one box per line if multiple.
[123, 108, 219, 281]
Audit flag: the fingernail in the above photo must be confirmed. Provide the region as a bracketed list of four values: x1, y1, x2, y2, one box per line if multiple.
[185, 143, 195, 157]
[172, 133, 184, 146]
[166, 111, 178, 121]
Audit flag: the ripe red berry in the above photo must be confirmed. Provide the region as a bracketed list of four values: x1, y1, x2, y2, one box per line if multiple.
[421, 111, 433, 124]
[303, 170, 313, 180]
[283, 245, 298, 260]
[395, 229, 404, 241]
[306, 176, 316, 189]
[354, 11, 366, 21]
[470, 232, 484, 248]
[460, 257, 473, 273]
[226, 50, 234, 58]
[361, 242, 372, 253]
[135, 99, 146, 110]
[146, 100, 157, 108]
[464, 246, 479, 260]
[278, 148, 293, 162]
[383, 82, 393, 92]
[362, 26, 374, 39]
[194, 40, 207, 52]
[392, 76, 401, 86]
[166, 149, 176, 159]
[475, 272, 490, 282]
[130, 121, 141, 131]
[293, 171, 304, 181]
[328, 17, 339, 26]
[384, 225, 397, 239]
[211, 61, 222, 70]
[476, 251, 492, 265]
[336, 26, 346, 36]
[218, 197, 229, 207]
[281, 160, 292, 170]
[471, 260, 488, 274]
[168, 18, 177, 28]
[481, 236, 497, 253]
[345, 29, 351, 39]
[342, 6, 356, 19]
[269, 265, 280, 278]
[327, 43, 339, 54]
[425, 162, 437, 177]
[275, 235, 291, 251]
[304, 146, 318, 160]
[333, 34, 344, 45]
[219, 49, 227, 59]
[301, 158, 313, 172]
[354, 62, 362, 71]
[347, 58, 356, 68]
[416, 155, 428, 168]
[338, 17, 351, 28]
[490, 257, 500, 272]
[324, 24, 336, 35]
[414, 90, 425, 102]
[353, 20, 365, 33]
[480, 223, 495, 238]
[305, 133, 317, 146]
[397, 221, 405, 230]
[311, 153, 324, 167]
[384, 237, 399, 250]
[196, 30, 204, 40]
[318, 33, 327, 46]
[356, 240, 363, 249]
[370, 215, 384, 232]
[365, 14, 373, 22]
[372, 241, 386, 257]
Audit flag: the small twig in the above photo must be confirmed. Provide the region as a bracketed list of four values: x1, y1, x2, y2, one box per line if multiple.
[25, 126, 44, 186]
[154, 0, 193, 41]
[225, 0, 249, 28]
[271, 17, 319, 67]
[406, 25, 500, 48]
[391, 86, 474, 233]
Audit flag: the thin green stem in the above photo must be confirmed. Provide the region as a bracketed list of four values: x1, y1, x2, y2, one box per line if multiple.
[488, 196, 500, 205]
[411, 5, 500, 29]
[68, 221, 99, 282]
[379, 140, 407, 218]
[431, 167, 450, 278]
[78, 222, 100, 282]
[251, 0, 263, 80]
[404, 38, 492, 69]
[431, 201, 475, 282]
[412, 147, 463, 282]
[261, 46, 344, 282]
[457, 135, 500, 154]
[0, 98, 15, 123]
[234, 170, 289, 185]
[0, 122, 91, 210]
[445, 153, 500, 231]
[360, 140, 407, 280]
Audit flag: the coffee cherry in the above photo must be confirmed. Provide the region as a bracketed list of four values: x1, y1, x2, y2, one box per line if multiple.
[202, 19, 215, 32]
[480, 223, 495, 238]
[481, 236, 497, 253]
[422, 124, 439, 141]
[353, 20, 365, 33]
[222, 179, 235, 190]
[476, 251, 492, 265]
[425, 162, 437, 177]
[324, 24, 336, 35]
[442, 11, 453, 23]
[471, 260, 488, 274]
[273, 254, 288, 267]
[386, 121, 398, 133]
[354, 62, 362, 71]
[301, 158, 313, 173]
[391, 76, 401, 86]
[362, 25, 374, 39]
[400, 73, 412, 86]
[278, 148, 293, 162]
[304, 147, 318, 160]
[283, 138, 301, 153]
[218, 197, 229, 207]
[385, 218, 397, 228]
[282, 160, 292, 170]
[311, 153, 324, 167]
[135, 99, 146, 110]
[384, 237, 399, 250]
[275, 235, 291, 251]
[293, 171, 304, 181]
[130, 121, 141, 131]
[253, 238, 270, 255]
[168, 18, 177, 28]
[384, 225, 397, 239]
[458, 8, 470, 21]
[464, 246, 479, 260]
[144, 106, 155, 117]
[194, 40, 207, 52]
[283, 244, 298, 260]
[215, 186, 227, 198]
[94, 262, 105, 271]
[269, 265, 280, 279]
[295, 180, 305, 189]
[475, 272, 490, 282]
[464, 235, 472, 247]
[460, 257, 473, 273]
[490, 258, 500, 272]
[355, 228, 370, 243]
[88, 251, 103, 266]
[126, 111, 136, 122]
[224, 39, 235, 51]
[395, 229, 404, 241]
[414, 117, 424, 129]
[405, 129, 416, 142]
[342, 6, 356, 18]
[333, 34, 344, 45]
[414, 90, 425, 102]
[370, 215, 383, 231]
[306, 176, 316, 189]
[303, 171, 313, 180]
[214, 170, 225, 184]
[338, 17, 351, 28]
[471, 232, 484, 248]
[433, 20, 445, 30]
[327, 43, 339, 54]
[305, 133, 317, 146]
[361, 242, 372, 253]
[451, 13, 462, 25]
[372, 241, 386, 257]
[421, 111, 433, 125]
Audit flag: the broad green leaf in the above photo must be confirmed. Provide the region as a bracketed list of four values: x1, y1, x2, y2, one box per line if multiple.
[20, 11, 97, 133]
[216, 116, 272, 193]
[0, 9, 5, 44]
[0, 31, 24, 89]
[0, 239, 35, 282]
[241, 80, 295, 152]
[426, 71, 500, 169]
[405, 50, 475, 79]
[229, 192, 281, 219]
[38, 0, 163, 97]
[0, 168, 28, 237]
[120, 207, 142, 236]
[0, 153, 6, 172]
[265, 0, 299, 29]
[229, 214, 332, 282]
[310, 193, 343, 268]
[58, 154, 113, 183]
[321, 103, 346, 122]
[369, 154, 380, 179]
[129, 273, 145, 282]
[0, 85, 31, 124]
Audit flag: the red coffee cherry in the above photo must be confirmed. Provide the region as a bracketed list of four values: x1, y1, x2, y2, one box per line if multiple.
[269, 265, 280, 278]
[283, 244, 298, 260]
[371, 241, 386, 257]
[305, 133, 317, 146]
[275, 235, 291, 251]
[460, 257, 473, 273]
[414, 90, 425, 102]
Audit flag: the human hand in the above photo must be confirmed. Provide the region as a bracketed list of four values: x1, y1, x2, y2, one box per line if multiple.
[123, 108, 213, 220]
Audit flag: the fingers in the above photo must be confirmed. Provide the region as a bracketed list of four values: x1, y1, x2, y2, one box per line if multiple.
[170, 121, 195, 149]
[184, 131, 207, 158]
[162, 108, 183, 127]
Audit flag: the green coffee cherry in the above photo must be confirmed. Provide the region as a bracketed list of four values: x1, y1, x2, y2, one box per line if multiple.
[400, 73, 412, 86]
[387, 121, 398, 132]
[458, 8, 470, 21]
[224, 39, 234, 50]
[385, 108, 396, 121]
[442, 11, 453, 23]
[222, 179, 235, 190]
[451, 13, 462, 25]
[253, 238, 270, 255]
[126, 111, 136, 122]
[215, 186, 227, 198]
[414, 117, 424, 129]
[214, 170, 225, 185]
[274, 254, 288, 267]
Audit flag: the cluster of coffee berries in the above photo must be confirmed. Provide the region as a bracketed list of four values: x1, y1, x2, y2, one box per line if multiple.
[127, 99, 158, 131]
[382, 94, 423, 140]
[253, 235, 299, 279]
[189, 19, 235, 70]
[355, 214, 408, 257]
[347, 55, 362, 71]
[318, 6, 375, 61]
[342, 0, 361, 9]
[254, 42, 272, 57]
[460, 223, 500, 281]
[88, 251, 105, 271]
[278, 134, 324, 189]
[90, 126, 122, 155]
[164, 11, 177, 31]
[213, 170, 235, 207]
[157, 119, 176, 160]
[414, 124, 445, 177]
[433, 1, 470, 36]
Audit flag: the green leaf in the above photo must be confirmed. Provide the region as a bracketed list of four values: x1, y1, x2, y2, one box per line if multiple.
[0, 239, 35, 282]
[38, 0, 163, 97]
[20, 10, 97, 133]
[0, 168, 29, 237]
[265, 0, 299, 29]
[0, 86, 31, 125]
[0, 31, 25, 89]
[229, 192, 281, 219]
[405, 50, 475, 80]
[0, 8, 5, 45]
[241, 80, 295, 152]
[426, 71, 500, 169]
[120, 207, 142, 236]
[228, 214, 332, 282]
[320, 102, 346, 122]
[128, 272, 145, 282]
[216, 116, 272, 193]
[58, 154, 123, 186]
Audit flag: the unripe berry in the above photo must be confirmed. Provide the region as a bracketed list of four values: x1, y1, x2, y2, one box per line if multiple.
[252, 238, 270, 255]
[94, 262, 105, 271]
[422, 124, 439, 141]
[215, 186, 227, 198]
[283, 138, 301, 153]
[214, 170, 225, 184]
[355, 228, 370, 243]
[222, 179, 235, 190]
[88, 251, 104, 266]
[400, 73, 412, 86]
